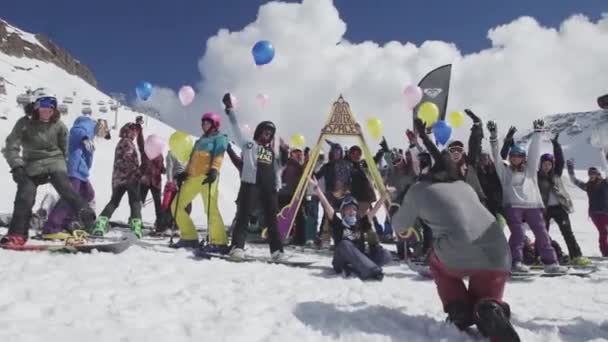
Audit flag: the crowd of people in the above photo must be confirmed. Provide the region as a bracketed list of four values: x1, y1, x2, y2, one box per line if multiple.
[2, 88, 608, 341]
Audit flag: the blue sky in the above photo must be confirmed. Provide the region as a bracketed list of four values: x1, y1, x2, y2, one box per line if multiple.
[3, 0, 605, 96]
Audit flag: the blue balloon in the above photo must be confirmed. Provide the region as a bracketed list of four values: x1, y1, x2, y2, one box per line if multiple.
[136, 81, 153, 101]
[252, 40, 275, 66]
[432, 120, 452, 145]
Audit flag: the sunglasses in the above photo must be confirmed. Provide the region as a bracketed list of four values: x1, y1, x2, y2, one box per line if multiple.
[448, 146, 464, 154]
[35, 97, 57, 109]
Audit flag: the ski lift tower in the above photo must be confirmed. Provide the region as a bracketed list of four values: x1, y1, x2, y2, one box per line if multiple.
[109, 92, 126, 130]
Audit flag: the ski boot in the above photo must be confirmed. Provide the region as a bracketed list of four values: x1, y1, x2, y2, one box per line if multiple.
[130, 218, 143, 239]
[570, 256, 591, 266]
[169, 239, 200, 249]
[475, 300, 520, 342]
[544, 263, 568, 273]
[228, 247, 246, 260]
[91, 216, 109, 237]
[445, 301, 474, 331]
[198, 243, 230, 255]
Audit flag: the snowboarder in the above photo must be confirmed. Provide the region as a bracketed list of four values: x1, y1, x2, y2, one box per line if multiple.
[170, 112, 229, 252]
[310, 176, 391, 280]
[567, 160, 608, 256]
[42, 114, 98, 239]
[348, 145, 377, 217]
[1, 89, 96, 246]
[537, 133, 589, 265]
[223, 93, 285, 260]
[392, 149, 519, 341]
[91, 122, 143, 238]
[487, 119, 567, 273]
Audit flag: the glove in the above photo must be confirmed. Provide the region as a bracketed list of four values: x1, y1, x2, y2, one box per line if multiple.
[464, 109, 481, 124]
[405, 129, 416, 144]
[82, 138, 95, 153]
[533, 119, 545, 132]
[379, 137, 389, 153]
[174, 172, 187, 187]
[222, 93, 233, 112]
[414, 118, 427, 136]
[506, 126, 517, 139]
[566, 159, 575, 172]
[202, 169, 218, 185]
[551, 132, 560, 143]
[486, 120, 497, 140]
[164, 181, 177, 193]
[11, 166, 27, 184]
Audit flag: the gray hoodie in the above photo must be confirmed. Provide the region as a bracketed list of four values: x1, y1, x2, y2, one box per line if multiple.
[393, 180, 511, 271]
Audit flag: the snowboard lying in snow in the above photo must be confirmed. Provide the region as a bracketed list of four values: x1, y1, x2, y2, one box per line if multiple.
[194, 251, 316, 267]
[406, 261, 598, 279]
[0, 236, 133, 254]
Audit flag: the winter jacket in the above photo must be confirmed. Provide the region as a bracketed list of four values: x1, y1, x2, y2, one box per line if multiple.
[3, 116, 68, 176]
[393, 180, 511, 272]
[67, 116, 96, 181]
[350, 161, 377, 203]
[185, 132, 228, 177]
[165, 151, 186, 182]
[280, 158, 304, 196]
[537, 140, 573, 212]
[477, 163, 503, 214]
[112, 123, 141, 189]
[491, 132, 544, 208]
[141, 155, 165, 189]
[315, 159, 353, 198]
[330, 212, 372, 252]
[461, 122, 487, 202]
[226, 109, 282, 190]
[568, 170, 608, 215]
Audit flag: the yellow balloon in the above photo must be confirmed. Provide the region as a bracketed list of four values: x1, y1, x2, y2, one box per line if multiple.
[367, 118, 383, 140]
[290, 133, 306, 148]
[417, 102, 439, 127]
[448, 111, 465, 128]
[169, 131, 194, 163]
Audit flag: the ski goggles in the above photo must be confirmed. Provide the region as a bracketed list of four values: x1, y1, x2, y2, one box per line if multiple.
[448, 146, 464, 154]
[34, 96, 57, 109]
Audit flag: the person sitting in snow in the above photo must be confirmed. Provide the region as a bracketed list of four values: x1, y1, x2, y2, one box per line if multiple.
[170, 112, 229, 252]
[392, 138, 520, 341]
[222, 93, 285, 261]
[567, 160, 608, 257]
[0, 89, 96, 246]
[310, 175, 391, 280]
[42, 114, 99, 239]
[91, 122, 143, 238]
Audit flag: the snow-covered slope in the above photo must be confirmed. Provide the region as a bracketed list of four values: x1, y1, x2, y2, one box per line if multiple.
[0, 50, 240, 226]
[0, 21, 607, 342]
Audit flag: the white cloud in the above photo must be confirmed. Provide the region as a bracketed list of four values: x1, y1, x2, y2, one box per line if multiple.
[142, 0, 608, 149]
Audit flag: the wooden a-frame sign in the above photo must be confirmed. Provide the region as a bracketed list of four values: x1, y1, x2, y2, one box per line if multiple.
[277, 95, 391, 241]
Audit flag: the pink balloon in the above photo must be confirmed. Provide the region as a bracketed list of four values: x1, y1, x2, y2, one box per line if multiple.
[178, 86, 195, 106]
[144, 134, 165, 159]
[256, 93, 269, 108]
[403, 85, 423, 110]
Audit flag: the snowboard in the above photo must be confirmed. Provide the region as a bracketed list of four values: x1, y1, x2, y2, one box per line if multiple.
[194, 251, 316, 267]
[0, 236, 133, 254]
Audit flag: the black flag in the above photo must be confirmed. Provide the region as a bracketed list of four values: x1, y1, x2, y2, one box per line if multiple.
[412, 64, 452, 127]
[598, 93, 608, 109]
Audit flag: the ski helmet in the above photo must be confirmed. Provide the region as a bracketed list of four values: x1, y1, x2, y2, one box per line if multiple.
[253, 121, 276, 141]
[540, 153, 554, 163]
[509, 144, 527, 157]
[32, 88, 57, 109]
[201, 112, 221, 129]
[447, 140, 464, 149]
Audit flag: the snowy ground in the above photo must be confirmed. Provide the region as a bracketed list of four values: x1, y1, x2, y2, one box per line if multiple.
[0, 189, 607, 342]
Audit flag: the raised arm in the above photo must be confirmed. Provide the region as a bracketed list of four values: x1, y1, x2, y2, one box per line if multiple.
[414, 118, 442, 165]
[464, 109, 483, 167]
[487, 120, 507, 181]
[500, 126, 517, 160]
[310, 176, 335, 219]
[551, 133, 565, 176]
[566, 159, 587, 191]
[526, 120, 544, 177]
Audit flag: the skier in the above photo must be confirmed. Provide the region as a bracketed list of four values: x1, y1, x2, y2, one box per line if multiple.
[537, 133, 590, 265]
[392, 155, 519, 341]
[278, 147, 306, 245]
[567, 160, 608, 256]
[42, 114, 98, 239]
[348, 145, 377, 216]
[91, 122, 143, 238]
[171, 112, 229, 252]
[223, 93, 285, 260]
[310, 176, 391, 280]
[487, 119, 567, 273]
[1, 89, 96, 246]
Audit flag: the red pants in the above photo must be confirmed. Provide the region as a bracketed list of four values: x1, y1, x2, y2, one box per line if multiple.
[429, 251, 509, 311]
[590, 213, 608, 256]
